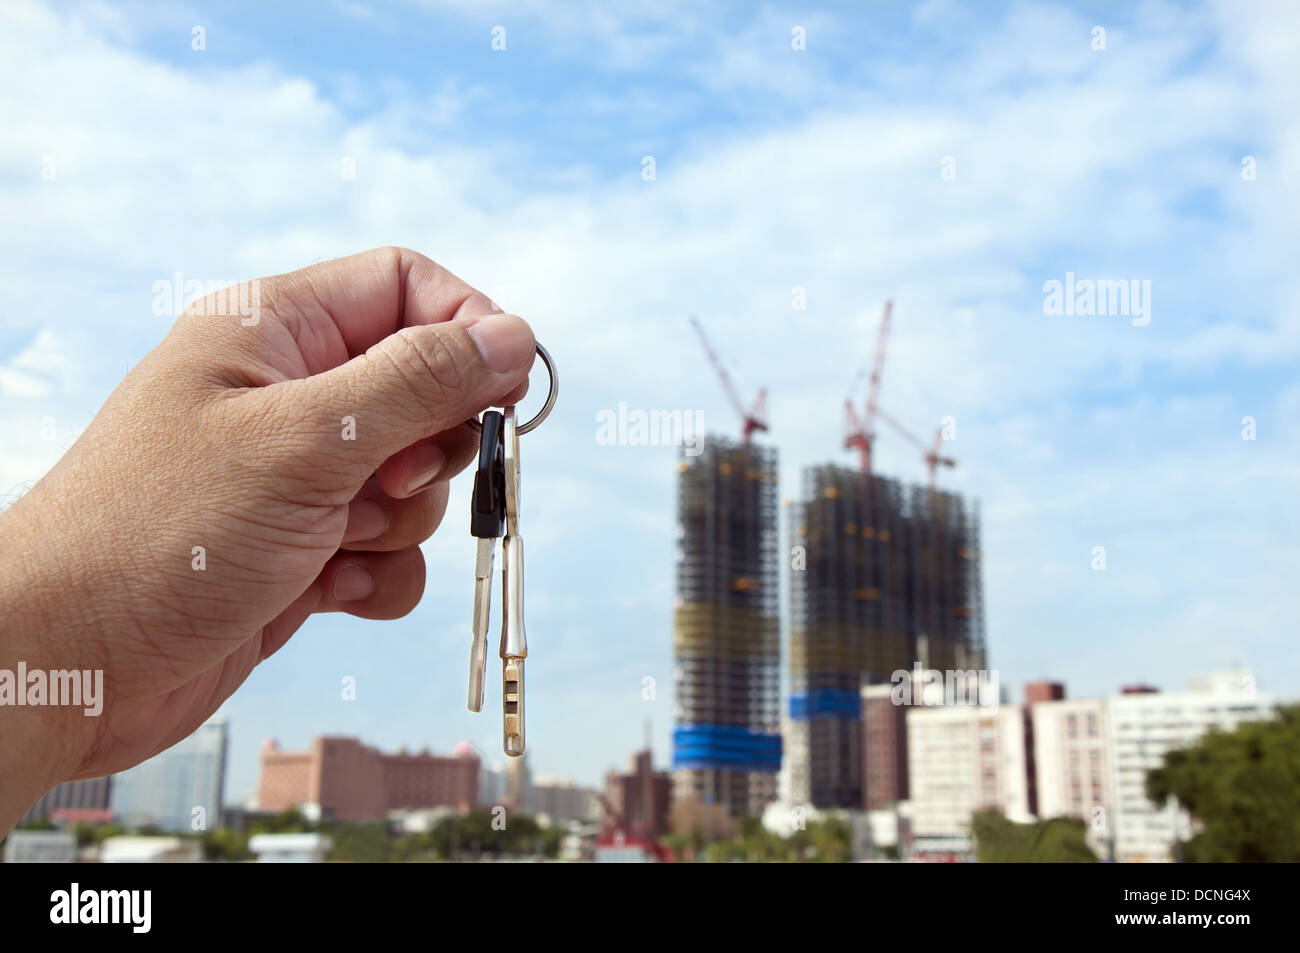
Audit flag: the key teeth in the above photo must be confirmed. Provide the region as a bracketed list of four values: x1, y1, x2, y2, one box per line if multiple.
[502, 658, 525, 757]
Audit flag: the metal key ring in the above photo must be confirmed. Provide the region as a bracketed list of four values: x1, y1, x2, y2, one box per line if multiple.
[466, 341, 557, 436]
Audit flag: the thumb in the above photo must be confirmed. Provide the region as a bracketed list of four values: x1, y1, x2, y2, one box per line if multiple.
[284, 312, 536, 475]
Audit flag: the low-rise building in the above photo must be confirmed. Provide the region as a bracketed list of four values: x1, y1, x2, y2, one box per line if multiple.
[99, 836, 202, 863]
[248, 833, 333, 863]
[257, 735, 478, 822]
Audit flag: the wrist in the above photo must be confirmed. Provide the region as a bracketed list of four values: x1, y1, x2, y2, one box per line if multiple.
[0, 494, 107, 832]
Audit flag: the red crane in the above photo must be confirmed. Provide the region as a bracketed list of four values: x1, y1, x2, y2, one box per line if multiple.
[875, 408, 957, 491]
[844, 300, 893, 473]
[689, 315, 768, 443]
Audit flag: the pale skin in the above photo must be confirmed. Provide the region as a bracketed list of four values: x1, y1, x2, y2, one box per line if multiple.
[0, 247, 536, 834]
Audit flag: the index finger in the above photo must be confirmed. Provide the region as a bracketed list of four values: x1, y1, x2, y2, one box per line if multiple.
[266, 246, 502, 371]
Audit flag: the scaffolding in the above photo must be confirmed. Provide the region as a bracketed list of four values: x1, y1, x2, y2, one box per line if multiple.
[672, 435, 781, 818]
[788, 464, 985, 808]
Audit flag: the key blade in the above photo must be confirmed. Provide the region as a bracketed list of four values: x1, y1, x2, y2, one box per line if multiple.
[499, 535, 527, 660]
[467, 538, 495, 713]
[467, 628, 488, 712]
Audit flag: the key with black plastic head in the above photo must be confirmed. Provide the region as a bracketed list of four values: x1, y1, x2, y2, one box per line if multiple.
[467, 410, 505, 713]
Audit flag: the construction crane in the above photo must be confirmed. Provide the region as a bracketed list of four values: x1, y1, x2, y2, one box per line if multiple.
[689, 315, 768, 443]
[843, 300, 893, 473]
[875, 408, 957, 491]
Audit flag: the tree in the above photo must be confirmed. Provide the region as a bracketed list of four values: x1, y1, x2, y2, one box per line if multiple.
[325, 821, 390, 863]
[660, 832, 691, 861]
[250, 807, 313, 835]
[971, 810, 1097, 863]
[807, 816, 853, 863]
[202, 827, 252, 862]
[1146, 704, 1300, 862]
[91, 823, 126, 844]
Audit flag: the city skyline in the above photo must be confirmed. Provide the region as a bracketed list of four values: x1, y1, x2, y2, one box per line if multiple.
[2, 0, 1297, 803]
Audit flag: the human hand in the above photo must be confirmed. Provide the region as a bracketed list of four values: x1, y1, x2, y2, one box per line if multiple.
[0, 247, 535, 831]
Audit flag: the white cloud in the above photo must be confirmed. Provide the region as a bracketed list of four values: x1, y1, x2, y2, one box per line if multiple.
[0, 329, 75, 398]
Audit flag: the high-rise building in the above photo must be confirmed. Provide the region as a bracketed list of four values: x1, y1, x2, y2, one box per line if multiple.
[788, 466, 985, 808]
[110, 717, 227, 832]
[604, 748, 672, 840]
[1105, 671, 1272, 862]
[860, 683, 909, 811]
[671, 436, 781, 818]
[906, 704, 1030, 854]
[257, 736, 478, 822]
[1025, 681, 1066, 705]
[1022, 679, 1066, 815]
[20, 777, 113, 826]
[1031, 695, 1109, 852]
[479, 762, 507, 808]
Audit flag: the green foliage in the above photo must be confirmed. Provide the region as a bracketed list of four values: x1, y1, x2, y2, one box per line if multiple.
[659, 833, 689, 859]
[202, 827, 252, 862]
[324, 821, 390, 863]
[971, 810, 1097, 863]
[674, 814, 852, 863]
[6, 808, 569, 863]
[249, 807, 314, 836]
[538, 825, 565, 859]
[90, 823, 126, 844]
[808, 816, 853, 863]
[1146, 704, 1300, 862]
[424, 809, 551, 861]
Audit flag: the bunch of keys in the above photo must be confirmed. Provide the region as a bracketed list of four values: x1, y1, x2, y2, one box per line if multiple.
[466, 342, 557, 757]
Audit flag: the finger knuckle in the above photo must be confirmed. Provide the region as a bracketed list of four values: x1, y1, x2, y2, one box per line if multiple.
[384, 327, 469, 415]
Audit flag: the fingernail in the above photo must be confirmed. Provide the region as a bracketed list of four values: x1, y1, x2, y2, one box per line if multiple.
[467, 313, 535, 373]
[342, 499, 388, 543]
[334, 563, 374, 602]
[402, 442, 446, 497]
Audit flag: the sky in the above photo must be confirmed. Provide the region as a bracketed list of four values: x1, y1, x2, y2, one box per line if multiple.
[1, 0, 1297, 803]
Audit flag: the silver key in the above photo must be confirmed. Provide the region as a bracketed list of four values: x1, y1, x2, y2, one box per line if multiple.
[463, 342, 557, 757]
[499, 404, 527, 756]
[467, 536, 495, 712]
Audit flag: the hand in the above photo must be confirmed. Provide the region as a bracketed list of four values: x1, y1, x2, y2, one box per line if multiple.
[0, 247, 535, 832]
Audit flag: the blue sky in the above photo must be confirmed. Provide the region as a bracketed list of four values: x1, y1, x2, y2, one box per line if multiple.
[2, 0, 1297, 803]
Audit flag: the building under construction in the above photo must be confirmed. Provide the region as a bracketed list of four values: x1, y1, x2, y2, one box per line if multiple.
[671, 435, 782, 819]
[787, 464, 986, 808]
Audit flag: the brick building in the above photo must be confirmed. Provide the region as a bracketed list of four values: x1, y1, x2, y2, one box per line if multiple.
[258, 736, 478, 822]
[1022, 680, 1065, 815]
[859, 683, 909, 811]
[604, 749, 672, 840]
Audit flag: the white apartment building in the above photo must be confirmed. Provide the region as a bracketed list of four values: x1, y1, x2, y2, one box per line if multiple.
[1031, 697, 1111, 856]
[907, 704, 1031, 851]
[1105, 671, 1272, 863]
